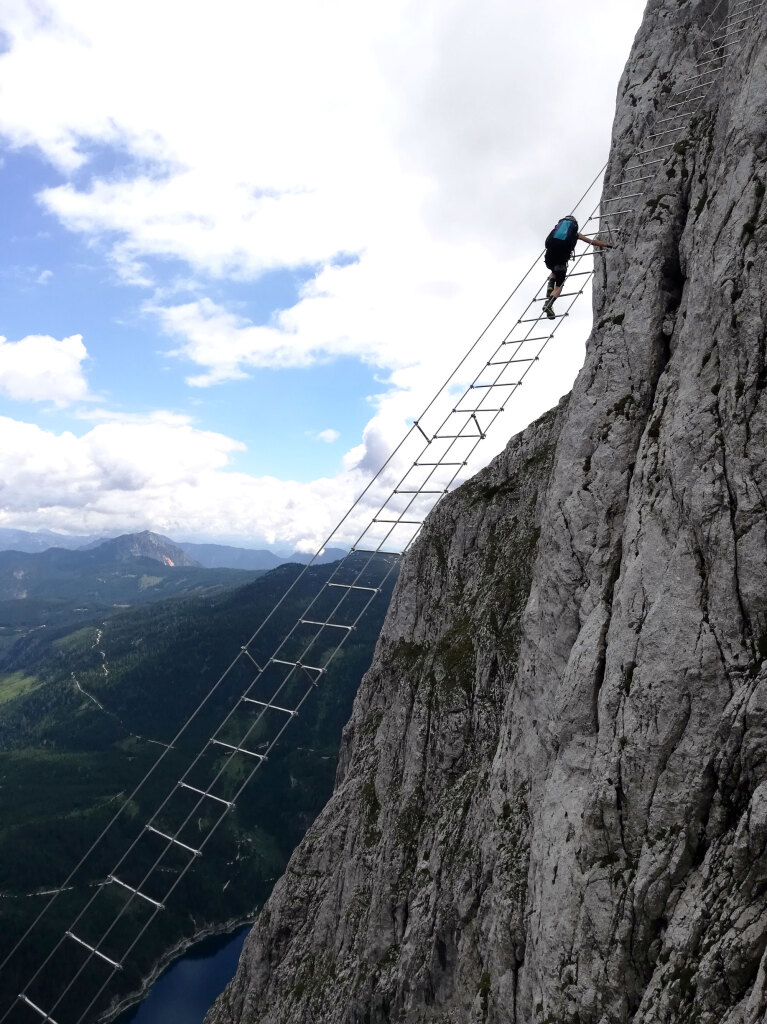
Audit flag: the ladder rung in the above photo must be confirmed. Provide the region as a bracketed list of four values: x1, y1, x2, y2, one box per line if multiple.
[210, 738, 269, 760]
[701, 24, 749, 49]
[455, 406, 507, 415]
[589, 209, 634, 220]
[567, 270, 594, 277]
[604, 192, 643, 202]
[300, 619, 353, 630]
[723, 8, 756, 21]
[372, 518, 421, 524]
[674, 86, 707, 100]
[270, 657, 324, 673]
[349, 548, 399, 556]
[699, 37, 743, 57]
[610, 174, 654, 188]
[691, 54, 727, 70]
[242, 696, 296, 715]
[178, 781, 235, 807]
[638, 143, 677, 155]
[488, 357, 536, 365]
[705, 29, 745, 50]
[685, 67, 720, 83]
[535, 291, 579, 299]
[519, 313, 567, 322]
[456, 406, 505, 412]
[327, 582, 380, 591]
[503, 334, 551, 342]
[723, 13, 758, 30]
[108, 874, 165, 909]
[672, 86, 706, 101]
[65, 932, 122, 970]
[624, 158, 665, 170]
[435, 433, 484, 439]
[656, 112, 688, 124]
[646, 127, 685, 140]
[413, 461, 465, 467]
[145, 824, 202, 857]
[470, 380, 516, 387]
[394, 488, 445, 494]
[18, 995, 61, 1023]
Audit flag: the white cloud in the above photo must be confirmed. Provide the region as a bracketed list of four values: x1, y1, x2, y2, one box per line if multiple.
[36, 269, 52, 284]
[0, 0, 645, 292]
[0, 0, 647, 546]
[316, 429, 340, 444]
[0, 333, 91, 406]
[0, 411, 370, 550]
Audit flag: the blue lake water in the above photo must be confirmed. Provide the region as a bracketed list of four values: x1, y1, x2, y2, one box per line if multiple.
[114, 925, 250, 1024]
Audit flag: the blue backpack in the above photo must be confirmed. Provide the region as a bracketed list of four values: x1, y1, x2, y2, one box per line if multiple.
[547, 216, 579, 252]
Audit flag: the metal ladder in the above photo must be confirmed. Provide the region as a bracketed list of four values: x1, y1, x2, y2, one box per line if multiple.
[0, 214, 608, 1024]
[2, 3, 762, 1021]
[593, 0, 763, 236]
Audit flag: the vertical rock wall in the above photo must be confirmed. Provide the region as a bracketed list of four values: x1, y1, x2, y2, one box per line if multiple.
[206, 1, 767, 1021]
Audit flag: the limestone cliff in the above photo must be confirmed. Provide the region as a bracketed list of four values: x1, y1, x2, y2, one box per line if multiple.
[206, 1, 767, 1021]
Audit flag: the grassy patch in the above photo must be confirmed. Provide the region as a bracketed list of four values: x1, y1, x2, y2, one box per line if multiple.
[138, 575, 163, 590]
[0, 672, 39, 705]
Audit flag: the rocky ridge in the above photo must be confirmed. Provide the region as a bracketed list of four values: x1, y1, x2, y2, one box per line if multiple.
[206, 1, 767, 1021]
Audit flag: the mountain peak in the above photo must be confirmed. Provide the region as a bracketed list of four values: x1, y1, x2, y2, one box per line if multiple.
[90, 531, 201, 568]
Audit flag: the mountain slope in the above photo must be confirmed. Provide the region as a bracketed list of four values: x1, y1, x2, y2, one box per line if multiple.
[86, 530, 201, 566]
[179, 542, 349, 570]
[0, 538, 261, 630]
[0, 528, 98, 553]
[0, 557, 397, 1021]
[205, 5, 767, 1024]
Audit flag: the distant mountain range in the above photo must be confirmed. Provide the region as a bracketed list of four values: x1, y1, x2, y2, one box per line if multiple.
[0, 527, 98, 552]
[0, 534, 264, 637]
[179, 540, 348, 570]
[0, 527, 347, 570]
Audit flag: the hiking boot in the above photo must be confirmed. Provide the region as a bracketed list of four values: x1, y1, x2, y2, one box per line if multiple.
[543, 299, 556, 320]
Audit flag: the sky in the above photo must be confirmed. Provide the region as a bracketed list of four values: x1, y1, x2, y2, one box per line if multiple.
[0, 0, 647, 552]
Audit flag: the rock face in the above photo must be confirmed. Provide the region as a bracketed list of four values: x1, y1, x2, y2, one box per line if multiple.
[205, 2, 767, 1022]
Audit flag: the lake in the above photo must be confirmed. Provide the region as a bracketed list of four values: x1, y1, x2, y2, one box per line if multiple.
[114, 925, 250, 1024]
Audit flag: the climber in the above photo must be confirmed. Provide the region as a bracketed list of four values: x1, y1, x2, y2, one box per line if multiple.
[542, 215, 613, 319]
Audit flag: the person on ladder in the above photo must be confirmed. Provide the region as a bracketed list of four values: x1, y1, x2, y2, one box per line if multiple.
[542, 215, 612, 319]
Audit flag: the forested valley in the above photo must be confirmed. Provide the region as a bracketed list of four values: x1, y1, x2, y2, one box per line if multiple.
[0, 549, 396, 1019]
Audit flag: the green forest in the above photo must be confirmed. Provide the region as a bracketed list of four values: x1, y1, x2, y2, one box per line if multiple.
[0, 554, 396, 1021]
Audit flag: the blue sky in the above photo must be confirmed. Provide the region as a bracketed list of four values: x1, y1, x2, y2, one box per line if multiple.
[1, 145, 376, 479]
[0, 0, 646, 550]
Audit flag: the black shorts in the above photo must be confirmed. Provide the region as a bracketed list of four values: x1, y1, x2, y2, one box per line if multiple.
[544, 250, 568, 287]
